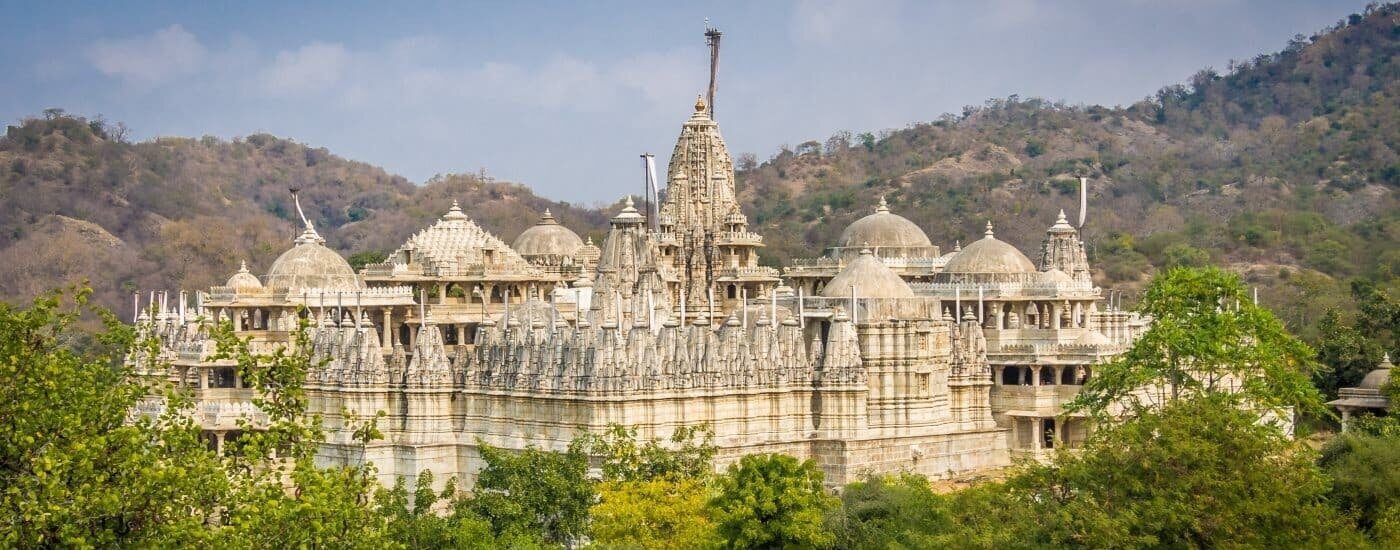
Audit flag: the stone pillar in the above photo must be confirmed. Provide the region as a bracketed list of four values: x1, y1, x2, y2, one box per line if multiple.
[1051, 303, 1062, 329]
[1030, 365, 1040, 385]
[438, 283, 447, 304]
[993, 365, 1003, 386]
[215, 432, 225, 455]
[1340, 409, 1352, 432]
[456, 324, 465, 346]
[199, 367, 209, 390]
[382, 309, 393, 348]
[1031, 418, 1042, 450]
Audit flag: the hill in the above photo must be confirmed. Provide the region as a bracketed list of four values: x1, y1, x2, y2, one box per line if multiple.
[0, 116, 611, 317]
[734, 2, 1399, 342]
[0, 3, 1395, 351]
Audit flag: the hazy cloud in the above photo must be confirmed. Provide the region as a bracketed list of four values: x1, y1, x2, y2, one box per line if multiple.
[258, 42, 350, 97]
[86, 25, 207, 87]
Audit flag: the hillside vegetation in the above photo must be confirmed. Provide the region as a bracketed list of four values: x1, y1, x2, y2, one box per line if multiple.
[737, 3, 1398, 347]
[0, 117, 610, 316]
[0, 3, 1395, 374]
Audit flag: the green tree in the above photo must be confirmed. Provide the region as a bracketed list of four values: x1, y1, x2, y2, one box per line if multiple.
[828, 473, 955, 549]
[710, 454, 837, 549]
[0, 288, 226, 547]
[1160, 242, 1211, 268]
[347, 250, 388, 272]
[1071, 267, 1325, 419]
[1013, 395, 1365, 547]
[377, 472, 500, 549]
[580, 423, 716, 482]
[591, 477, 720, 549]
[462, 441, 592, 546]
[1320, 431, 1400, 534]
[1313, 308, 1383, 398]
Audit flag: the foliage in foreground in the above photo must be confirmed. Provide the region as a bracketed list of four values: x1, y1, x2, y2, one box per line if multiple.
[4, 277, 1400, 548]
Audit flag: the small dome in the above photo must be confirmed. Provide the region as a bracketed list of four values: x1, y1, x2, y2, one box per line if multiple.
[226, 260, 263, 289]
[943, 222, 1036, 274]
[822, 249, 914, 299]
[265, 233, 361, 291]
[838, 197, 932, 250]
[1074, 330, 1113, 346]
[611, 195, 645, 225]
[513, 209, 585, 257]
[1358, 354, 1393, 390]
[1042, 268, 1075, 284]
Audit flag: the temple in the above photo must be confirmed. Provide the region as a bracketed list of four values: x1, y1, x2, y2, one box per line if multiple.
[131, 88, 1164, 491]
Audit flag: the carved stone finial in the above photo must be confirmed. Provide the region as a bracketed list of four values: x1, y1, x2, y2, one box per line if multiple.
[444, 200, 468, 221]
[984, 221, 995, 239]
[876, 196, 889, 213]
[694, 94, 707, 113]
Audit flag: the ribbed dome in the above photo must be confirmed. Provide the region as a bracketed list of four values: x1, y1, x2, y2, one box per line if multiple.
[822, 249, 914, 298]
[513, 209, 584, 257]
[838, 197, 932, 249]
[225, 260, 263, 289]
[265, 226, 361, 291]
[943, 222, 1036, 274]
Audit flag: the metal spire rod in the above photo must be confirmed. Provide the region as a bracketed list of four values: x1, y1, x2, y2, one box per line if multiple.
[704, 22, 722, 119]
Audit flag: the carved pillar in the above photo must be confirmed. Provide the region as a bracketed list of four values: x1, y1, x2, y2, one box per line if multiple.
[382, 309, 393, 348]
[199, 366, 209, 390]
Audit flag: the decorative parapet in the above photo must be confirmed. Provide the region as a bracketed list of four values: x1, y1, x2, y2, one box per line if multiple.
[911, 280, 1099, 298]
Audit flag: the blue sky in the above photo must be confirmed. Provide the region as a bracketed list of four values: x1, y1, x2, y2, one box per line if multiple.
[0, 0, 1368, 203]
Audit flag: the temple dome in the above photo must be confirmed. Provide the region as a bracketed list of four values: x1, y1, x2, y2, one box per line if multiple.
[1358, 354, 1394, 389]
[265, 228, 361, 291]
[513, 209, 584, 257]
[225, 260, 263, 289]
[1041, 268, 1075, 284]
[943, 222, 1036, 274]
[838, 197, 932, 250]
[822, 249, 914, 299]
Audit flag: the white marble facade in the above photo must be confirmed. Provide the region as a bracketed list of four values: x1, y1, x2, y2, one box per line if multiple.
[133, 97, 1152, 490]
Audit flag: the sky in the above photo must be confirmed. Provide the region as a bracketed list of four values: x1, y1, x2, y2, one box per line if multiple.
[0, 0, 1370, 204]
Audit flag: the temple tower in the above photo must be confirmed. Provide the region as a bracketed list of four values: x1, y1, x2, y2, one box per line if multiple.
[655, 96, 777, 317]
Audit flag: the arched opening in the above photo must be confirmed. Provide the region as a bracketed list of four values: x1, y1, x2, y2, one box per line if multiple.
[1061, 366, 1078, 385]
[1043, 418, 1057, 449]
[398, 324, 411, 346]
[1002, 366, 1020, 385]
[727, 284, 737, 299]
[1039, 366, 1056, 385]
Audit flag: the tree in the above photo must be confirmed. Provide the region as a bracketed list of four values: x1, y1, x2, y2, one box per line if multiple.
[377, 472, 500, 549]
[710, 454, 837, 549]
[580, 423, 716, 482]
[1012, 395, 1365, 548]
[462, 441, 593, 546]
[1320, 431, 1400, 534]
[0, 288, 226, 547]
[827, 473, 955, 549]
[1070, 267, 1325, 419]
[591, 477, 719, 549]
[1313, 308, 1382, 398]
